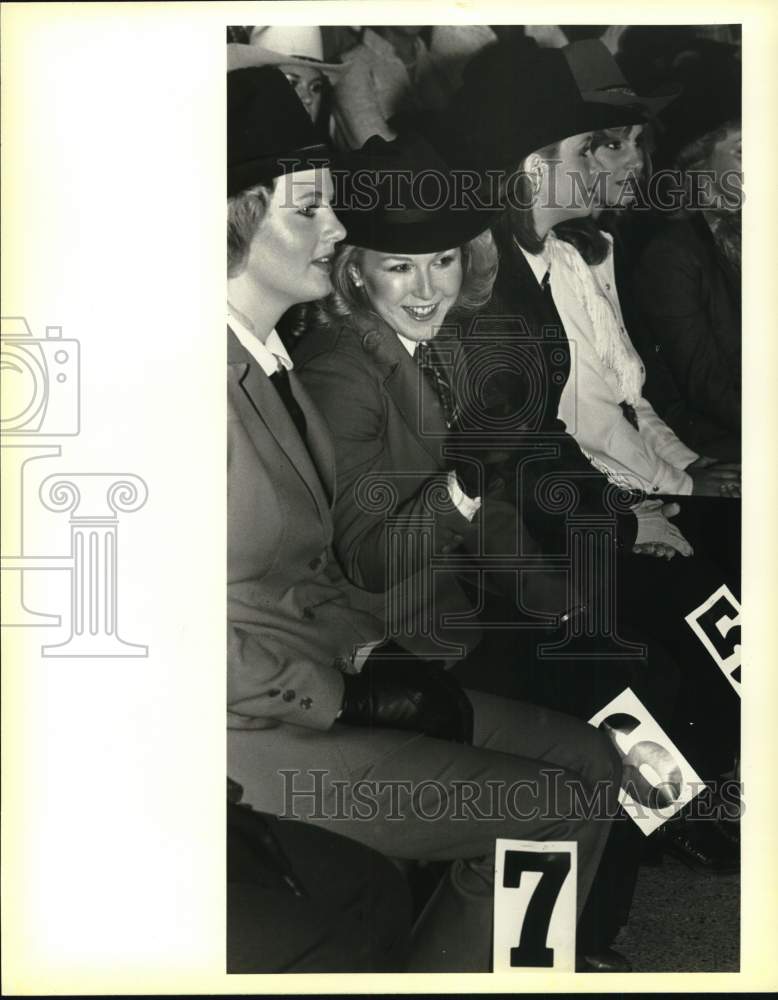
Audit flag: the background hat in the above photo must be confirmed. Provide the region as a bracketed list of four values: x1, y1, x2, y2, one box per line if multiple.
[227, 66, 329, 197]
[334, 134, 499, 254]
[439, 37, 673, 173]
[564, 39, 679, 115]
[227, 41, 343, 79]
[250, 25, 324, 60]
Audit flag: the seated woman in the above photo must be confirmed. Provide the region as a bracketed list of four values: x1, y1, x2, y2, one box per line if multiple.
[633, 120, 742, 462]
[227, 67, 623, 974]
[435, 38, 740, 867]
[546, 120, 741, 579]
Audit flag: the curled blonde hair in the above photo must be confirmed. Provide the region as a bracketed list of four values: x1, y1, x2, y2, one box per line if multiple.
[227, 181, 274, 278]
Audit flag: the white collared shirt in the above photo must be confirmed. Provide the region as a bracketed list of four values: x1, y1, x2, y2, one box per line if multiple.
[517, 241, 696, 495]
[228, 310, 293, 375]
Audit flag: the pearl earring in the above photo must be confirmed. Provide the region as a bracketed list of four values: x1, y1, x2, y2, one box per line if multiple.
[350, 271, 363, 287]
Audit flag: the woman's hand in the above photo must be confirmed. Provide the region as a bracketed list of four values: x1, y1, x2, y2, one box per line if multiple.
[632, 541, 678, 560]
[687, 458, 741, 497]
[632, 499, 694, 558]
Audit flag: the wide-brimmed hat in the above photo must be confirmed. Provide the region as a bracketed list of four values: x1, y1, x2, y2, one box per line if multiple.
[565, 39, 679, 115]
[440, 37, 680, 173]
[226, 42, 343, 80]
[227, 66, 330, 197]
[334, 134, 500, 254]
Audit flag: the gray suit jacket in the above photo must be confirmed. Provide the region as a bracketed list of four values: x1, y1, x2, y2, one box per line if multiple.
[227, 329, 383, 731]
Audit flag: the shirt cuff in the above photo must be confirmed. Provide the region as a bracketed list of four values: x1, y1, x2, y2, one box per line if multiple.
[352, 640, 382, 672]
[447, 469, 481, 521]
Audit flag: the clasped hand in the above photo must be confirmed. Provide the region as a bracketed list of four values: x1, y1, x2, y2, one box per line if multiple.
[632, 499, 693, 560]
[687, 456, 741, 498]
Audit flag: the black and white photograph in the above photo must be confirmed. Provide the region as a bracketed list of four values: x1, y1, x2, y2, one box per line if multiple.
[225, 21, 744, 975]
[3, 3, 777, 994]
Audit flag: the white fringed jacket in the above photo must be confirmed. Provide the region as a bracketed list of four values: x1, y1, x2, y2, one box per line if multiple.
[528, 232, 699, 496]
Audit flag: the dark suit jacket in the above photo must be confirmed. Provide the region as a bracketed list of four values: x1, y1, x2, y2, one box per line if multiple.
[293, 313, 568, 659]
[632, 215, 741, 459]
[462, 225, 639, 554]
[227, 330, 383, 730]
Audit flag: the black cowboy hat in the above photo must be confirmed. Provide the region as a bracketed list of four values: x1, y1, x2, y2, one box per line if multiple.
[334, 133, 500, 254]
[438, 37, 679, 173]
[227, 66, 329, 197]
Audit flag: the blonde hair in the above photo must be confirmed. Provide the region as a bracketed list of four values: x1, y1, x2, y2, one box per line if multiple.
[227, 181, 275, 277]
[319, 230, 499, 325]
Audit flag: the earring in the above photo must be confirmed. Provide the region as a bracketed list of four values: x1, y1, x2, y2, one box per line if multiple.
[349, 267, 363, 287]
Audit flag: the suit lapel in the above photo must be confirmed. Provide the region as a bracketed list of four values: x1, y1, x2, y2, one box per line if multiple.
[227, 330, 332, 521]
[362, 317, 447, 465]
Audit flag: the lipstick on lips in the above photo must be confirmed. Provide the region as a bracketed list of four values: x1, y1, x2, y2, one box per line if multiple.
[402, 302, 440, 322]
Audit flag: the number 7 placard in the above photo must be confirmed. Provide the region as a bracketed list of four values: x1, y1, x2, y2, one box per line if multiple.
[492, 839, 577, 972]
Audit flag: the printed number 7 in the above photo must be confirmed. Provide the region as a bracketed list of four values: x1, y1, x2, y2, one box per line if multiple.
[503, 850, 571, 967]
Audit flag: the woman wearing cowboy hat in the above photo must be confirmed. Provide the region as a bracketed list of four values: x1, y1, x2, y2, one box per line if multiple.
[444, 38, 740, 876]
[226, 68, 622, 974]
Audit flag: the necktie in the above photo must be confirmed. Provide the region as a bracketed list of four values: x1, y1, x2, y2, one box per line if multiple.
[269, 365, 308, 444]
[416, 341, 457, 429]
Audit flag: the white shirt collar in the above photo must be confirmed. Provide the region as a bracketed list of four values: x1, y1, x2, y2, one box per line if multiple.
[517, 241, 551, 287]
[228, 310, 293, 376]
[396, 332, 419, 357]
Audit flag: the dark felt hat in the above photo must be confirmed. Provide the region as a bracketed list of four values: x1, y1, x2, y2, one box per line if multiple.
[441, 38, 679, 173]
[334, 134, 500, 254]
[227, 66, 329, 197]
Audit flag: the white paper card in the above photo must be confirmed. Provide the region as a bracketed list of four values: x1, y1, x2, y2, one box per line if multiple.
[589, 687, 706, 835]
[685, 583, 742, 695]
[492, 838, 577, 972]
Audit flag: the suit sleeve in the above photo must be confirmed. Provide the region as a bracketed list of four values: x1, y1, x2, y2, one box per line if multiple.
[475, 360, 639, 551]
[557, 336, 695, 496]
[227, 623, 345, 730]
[299, 351, 475, 592]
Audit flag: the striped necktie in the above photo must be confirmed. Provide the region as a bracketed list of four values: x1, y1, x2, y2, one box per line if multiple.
[416, 341, 457, 429]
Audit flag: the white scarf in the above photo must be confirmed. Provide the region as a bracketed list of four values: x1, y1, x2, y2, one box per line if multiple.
[543, 232, 645, 406]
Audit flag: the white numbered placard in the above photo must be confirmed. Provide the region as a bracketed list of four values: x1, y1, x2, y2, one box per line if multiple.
[493, 838, 577, 972]
[589, 688, 706, 835]
[685, 583, 741, 695]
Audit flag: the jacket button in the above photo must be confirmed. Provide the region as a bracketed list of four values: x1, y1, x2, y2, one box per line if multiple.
[302, 606, 315, 620]
[309, 555, 322, 571]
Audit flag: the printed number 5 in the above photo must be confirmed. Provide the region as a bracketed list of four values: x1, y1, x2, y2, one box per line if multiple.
[503, 850, 571, 968]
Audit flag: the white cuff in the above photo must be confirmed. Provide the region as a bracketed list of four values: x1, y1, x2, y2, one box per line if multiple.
[447, 470, 481, 522]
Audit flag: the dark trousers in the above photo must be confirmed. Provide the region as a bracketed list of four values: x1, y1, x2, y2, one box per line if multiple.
[452, 605, 678, 953]
[227, 804, 412, 973]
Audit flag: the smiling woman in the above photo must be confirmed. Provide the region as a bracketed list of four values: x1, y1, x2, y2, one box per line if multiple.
[292, 133, 503, 622]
